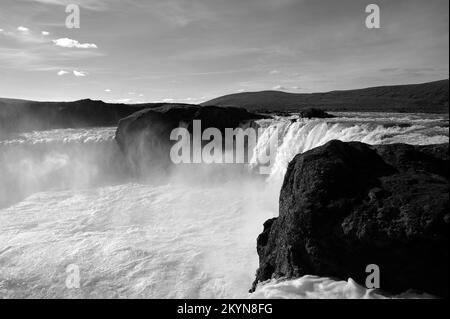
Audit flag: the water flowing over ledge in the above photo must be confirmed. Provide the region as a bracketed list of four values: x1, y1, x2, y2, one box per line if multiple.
[0, 112, 448, 298]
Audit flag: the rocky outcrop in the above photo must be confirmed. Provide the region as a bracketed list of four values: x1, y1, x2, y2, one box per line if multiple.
[299, 108, 334, 119]
[252, 140, 449, 297]
[115, 104, 266, 174]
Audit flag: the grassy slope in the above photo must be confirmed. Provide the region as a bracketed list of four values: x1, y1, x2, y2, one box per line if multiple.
[202, 79, 449, 113]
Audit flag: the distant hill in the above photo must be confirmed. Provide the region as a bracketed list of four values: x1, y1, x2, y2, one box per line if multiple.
[1, 79, 448, 135]
[202, 79, 449, 113]
[0, 98, 167, 135]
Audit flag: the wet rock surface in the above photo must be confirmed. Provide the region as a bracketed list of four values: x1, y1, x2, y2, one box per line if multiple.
[252, 140, 449, 297]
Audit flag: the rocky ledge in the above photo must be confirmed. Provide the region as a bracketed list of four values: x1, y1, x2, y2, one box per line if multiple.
[299, 108, 334, 119]
[252, 140, 449, 297]
[115, 104, 266, 173]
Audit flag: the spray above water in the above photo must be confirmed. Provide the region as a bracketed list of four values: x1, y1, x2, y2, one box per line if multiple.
[0, 113, 448, 298]
[0, 127, 127, 208]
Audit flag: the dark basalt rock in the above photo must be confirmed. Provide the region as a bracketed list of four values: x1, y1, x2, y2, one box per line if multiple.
[189, 105, 266, 131]
[252, 140, 449, 297]
[115, 104, 266, 174]
[299, 108, 334, 119]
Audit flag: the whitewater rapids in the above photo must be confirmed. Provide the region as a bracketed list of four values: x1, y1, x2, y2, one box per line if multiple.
[0, 113, 448, 298]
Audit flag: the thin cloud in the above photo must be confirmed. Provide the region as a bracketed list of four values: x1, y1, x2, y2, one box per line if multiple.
[153, 1, 217, 27]
[53, 38, 98, 49]
[57, 70, 89, 77]
[73, 70, 88, 77]
[272, 85, 285, 90]
[0, 27, 49, 44]
[25, 0, 111, 11]
[17, 26, 29, 32]
[113, 98, 132, 103]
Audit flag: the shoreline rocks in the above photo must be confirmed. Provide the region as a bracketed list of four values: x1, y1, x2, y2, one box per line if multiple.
[252, 140, 449, 297]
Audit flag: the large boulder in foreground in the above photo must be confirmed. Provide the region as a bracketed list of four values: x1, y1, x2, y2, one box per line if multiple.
[252, 140, 449, 297]
[115, 104, 266, 174]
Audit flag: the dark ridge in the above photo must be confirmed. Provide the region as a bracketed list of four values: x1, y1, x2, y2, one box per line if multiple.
[202, 79, 449, 113]
[1, 79, 448, 135]
[0, 98, 168, 135]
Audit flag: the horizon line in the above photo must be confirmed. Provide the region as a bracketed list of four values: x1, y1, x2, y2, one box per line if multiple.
[1, 78, 448, 105]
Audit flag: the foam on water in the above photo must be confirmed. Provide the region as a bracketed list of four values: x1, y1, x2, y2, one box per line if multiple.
[254, 113, 448, 186]
[0, 113, 448, 298]
[250, 276, 434, 299]
[0, 181, 275, 298]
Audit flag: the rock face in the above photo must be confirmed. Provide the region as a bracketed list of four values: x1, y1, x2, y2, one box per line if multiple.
[299, 108, 334, 119]
[115, 104, 266, 174]
[252, 140, 449, 297]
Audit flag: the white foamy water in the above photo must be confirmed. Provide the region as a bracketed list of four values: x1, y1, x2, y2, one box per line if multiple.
[250, 276, 434, 299]
[0, 113, 448, 298]
[0, 181, 275, 298]
[253, 113, 448, 187]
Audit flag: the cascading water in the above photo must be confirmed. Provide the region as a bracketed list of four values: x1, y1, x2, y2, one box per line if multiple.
[254, 113, 448, 188]
[0, 113, 448, 298]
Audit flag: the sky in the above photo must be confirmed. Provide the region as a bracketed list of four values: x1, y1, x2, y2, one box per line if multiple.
[0, 0, 448, 103]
